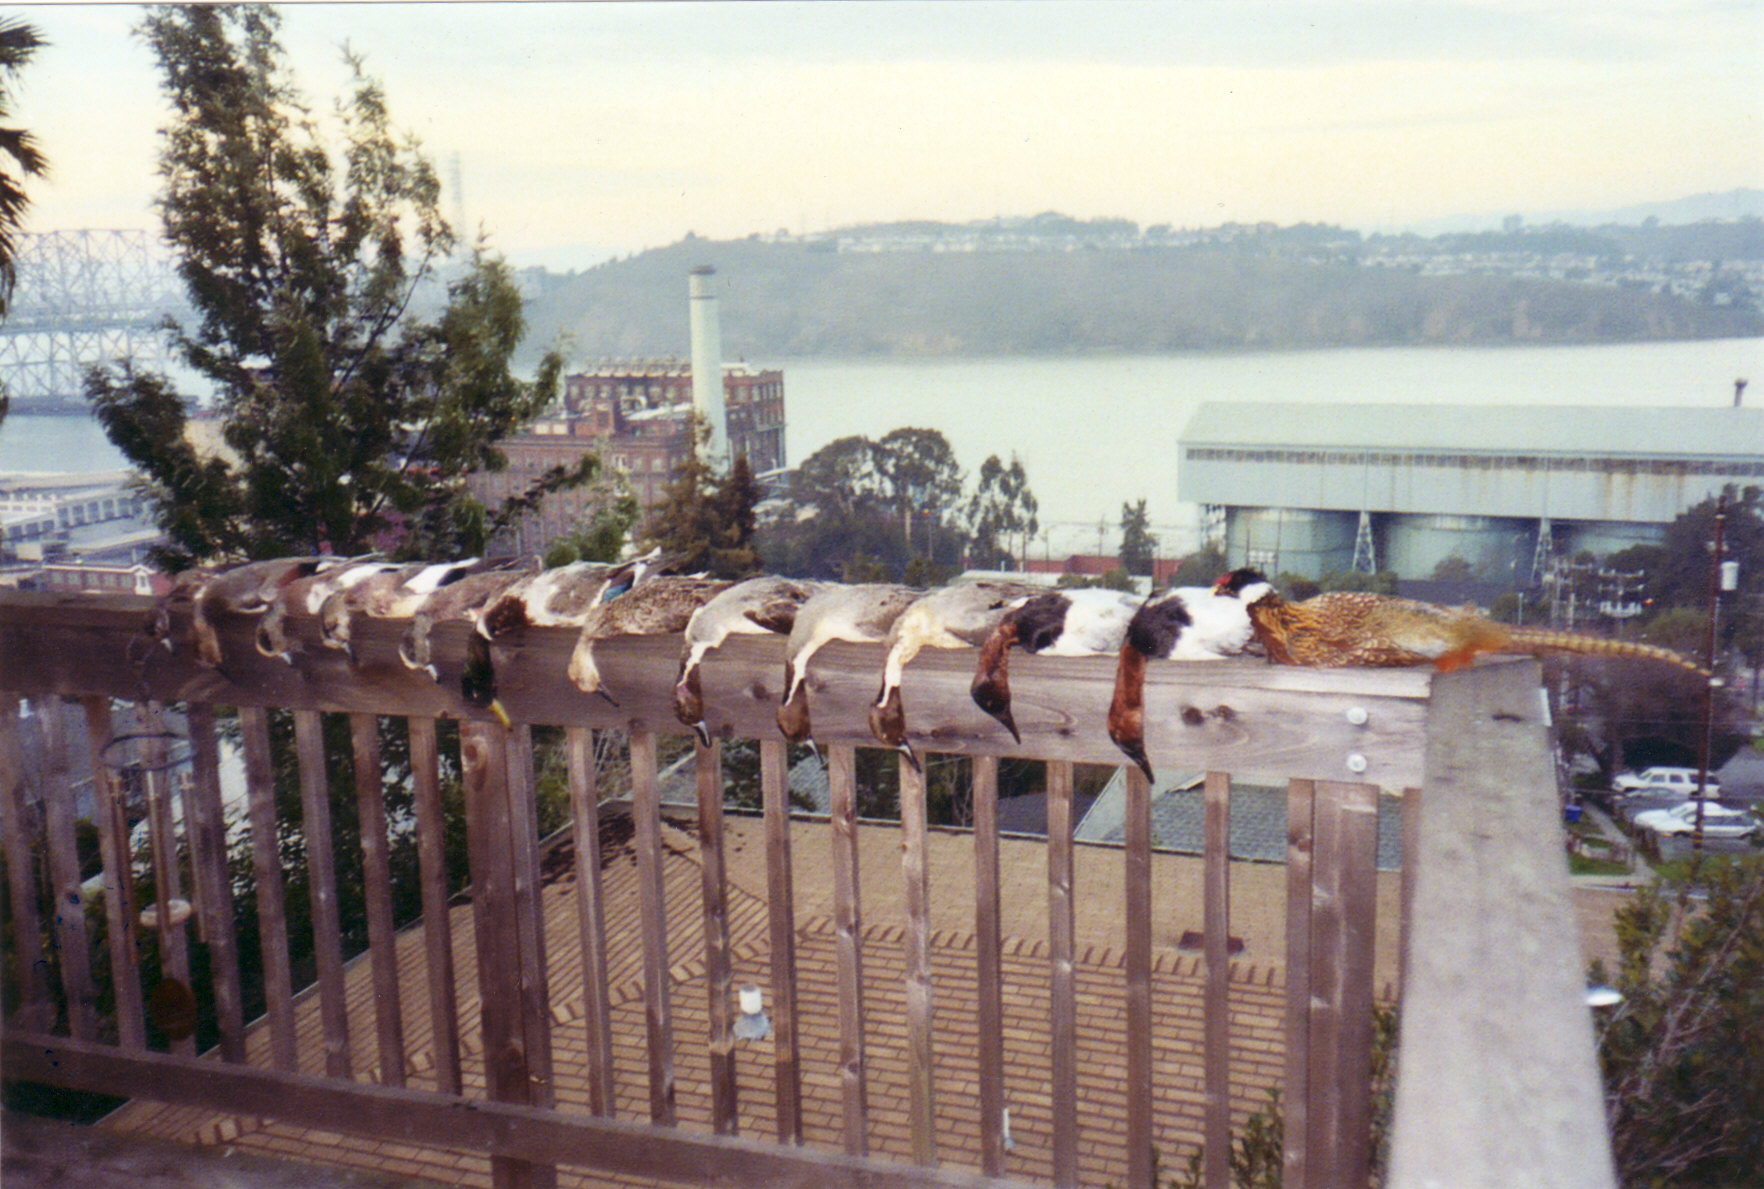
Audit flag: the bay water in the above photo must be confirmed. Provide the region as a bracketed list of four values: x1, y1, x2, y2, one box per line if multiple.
[6, 337, 1759, 557]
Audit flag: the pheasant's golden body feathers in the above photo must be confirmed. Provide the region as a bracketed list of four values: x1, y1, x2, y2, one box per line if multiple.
[1247, 590, 1707, 676]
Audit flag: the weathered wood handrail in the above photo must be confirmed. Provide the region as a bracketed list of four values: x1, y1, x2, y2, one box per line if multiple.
[0, 588, 1614, 1189]
[0, 588, 1429, 784]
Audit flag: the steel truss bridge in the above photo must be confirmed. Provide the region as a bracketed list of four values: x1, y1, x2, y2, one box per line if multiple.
[1, 230, 175, 406]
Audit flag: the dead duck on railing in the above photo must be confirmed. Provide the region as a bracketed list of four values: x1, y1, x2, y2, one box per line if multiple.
[143, 557, 337, 671]
[1105, 568, 1268, 781]
[969, 587, 1142, 744]
[777, 582, 920, 751]
[869, 579, 1042, 770]
[477, 548, 668, 640]
[566, 575, 732, 705]
[395, 561, 542, 728]
[315, 557, 501, 663]
[672, 575, 826, 745]
[255, 556, 400, 663]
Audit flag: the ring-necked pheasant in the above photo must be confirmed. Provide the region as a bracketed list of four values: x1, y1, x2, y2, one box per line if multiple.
[1228, 571, 1709, 676]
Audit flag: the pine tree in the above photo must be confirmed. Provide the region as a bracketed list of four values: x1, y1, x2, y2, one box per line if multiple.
[1119, 498, 1158, 577]
[87, 5, 583, 568]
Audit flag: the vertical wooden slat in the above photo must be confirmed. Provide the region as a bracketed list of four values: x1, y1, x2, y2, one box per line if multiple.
[0, 694, 52, 1030]
[899, 754, 937, 1168]
[240, 706, 297, 1072]
[1306, 780, 1347, 1185]
[694, 738, 740, 1135]
[41, 699, 97, 1041]
[185, 704, 245, 1061]
[294, 709, 351, 1078]
[1045, 759, 1078, 1187]
[408, 718, 460, 1094]
[1121, 765, 1155, 1188]
[1398, 786, 1422, 1000]
[629, 728, 677, 1126]
[80, 697, 146, 1050]
[1328, 780, 1380, 1189]
[827, 744, 868, 1156]
[350, 713, 405, 1086]
[461, 721, 541, 1189]
[1282, 778, 1315, 1189]
[141, 705, 194, 1058]
[1203, 771, 1233, 1189]
[972, 755, 1007, 1178]
[503, 727, 557, 1189]
[760, 738, 802, 1144]
[564, 726, 614, 1116]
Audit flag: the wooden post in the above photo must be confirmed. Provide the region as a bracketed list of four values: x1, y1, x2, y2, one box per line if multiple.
[80, 697, 146, 1050]
[828, 744, 868, 1156]
[629, 728, 677, 1126]
[350, 713, 406, 1085]
[185, 703, 245, 1062]
[564, 726, 615, 1116]
[40, 699, 98, 1041]
[694, 738, 740, 1136]
[408, 717, 462, 1095]
[760, 738, 803, 1144]
[504, 725, 555, 1123]
[1283, 778, 1315, 1189]
[973, 755, 1008, 1178]
[142, 704, 194, 1058]
[1203, 771, 1232, 1189]
[1389, 660, 1617, 1189]
[294, 709, 351, 1078]
[899, 753, 937, 1168]
[1047, 759, 1078, 1188]
[240, 706, 298, 1073]
[0, 694, 52, 1031]
[1123, 766, 1155, 1189]
[461, 721, 554, 1189]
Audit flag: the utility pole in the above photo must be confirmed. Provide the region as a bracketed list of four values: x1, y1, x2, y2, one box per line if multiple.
[1692, 493, 1727, 859]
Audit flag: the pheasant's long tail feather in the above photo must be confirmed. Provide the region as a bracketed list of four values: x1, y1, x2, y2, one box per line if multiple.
[1498, 629, 1710, 677]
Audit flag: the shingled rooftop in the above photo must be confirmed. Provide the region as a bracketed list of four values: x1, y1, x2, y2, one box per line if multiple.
[95, 802, 1410, 1187]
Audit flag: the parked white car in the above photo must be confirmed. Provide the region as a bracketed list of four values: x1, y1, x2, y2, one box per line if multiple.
[1613, 767, 1721, 799]
[1630, 801, 1759, 839]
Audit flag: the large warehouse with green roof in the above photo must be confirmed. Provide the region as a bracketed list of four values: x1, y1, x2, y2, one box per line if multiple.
[1177, 402, 1764, 582]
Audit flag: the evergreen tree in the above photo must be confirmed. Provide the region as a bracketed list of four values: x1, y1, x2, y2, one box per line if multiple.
[640, 440, 763, 579]
[87, 5, 583, 568]
[1119, 498, 1158, 577]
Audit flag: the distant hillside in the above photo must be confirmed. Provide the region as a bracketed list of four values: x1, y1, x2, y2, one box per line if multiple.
[517, 229, 1763, 367]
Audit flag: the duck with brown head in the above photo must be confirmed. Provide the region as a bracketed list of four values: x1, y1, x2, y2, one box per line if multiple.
[1105, 568, 1269, 781]
[969, 587, 1140, 744]
[870, 579, 1041, 770]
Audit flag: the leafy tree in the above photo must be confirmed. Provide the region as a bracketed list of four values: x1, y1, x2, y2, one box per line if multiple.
[1119, 498, 1158, 577]
[1593, 857, 1764, 1186]
[0, 17, 44, 325]
[1168, 542, 1228, 589]
[87, 5, 579, 569]
[1320, 568, 1399, 595]
[1274, 571, 1321, 601]
[964, 453, 1039, 570]
[759, 434, 907, 580]
[1430, 555, 1475, 584]
[874, 427, 963, 557]
[542, 480, 639, 568]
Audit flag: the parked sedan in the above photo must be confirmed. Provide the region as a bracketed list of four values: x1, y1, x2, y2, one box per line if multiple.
[1613, 767, 1721, 799]
[1630, 801, 1759, 840]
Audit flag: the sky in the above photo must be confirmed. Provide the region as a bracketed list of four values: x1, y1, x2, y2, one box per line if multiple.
[12, 1, 1764, 270]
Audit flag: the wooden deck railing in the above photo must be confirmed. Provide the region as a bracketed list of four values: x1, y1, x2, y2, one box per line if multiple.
[0, 588, 1616, 1189]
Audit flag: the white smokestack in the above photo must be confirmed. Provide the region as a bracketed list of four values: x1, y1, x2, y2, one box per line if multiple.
[689, 266, 727, 464]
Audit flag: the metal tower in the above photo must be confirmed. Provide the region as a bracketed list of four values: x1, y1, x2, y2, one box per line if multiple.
[1351, 509, 1378, 574]
[1530, 516, 1555, 587]
[0, 230, 173, 405]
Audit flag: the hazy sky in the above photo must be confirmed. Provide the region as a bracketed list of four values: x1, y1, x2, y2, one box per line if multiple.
[15, 1, 1764, 269]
